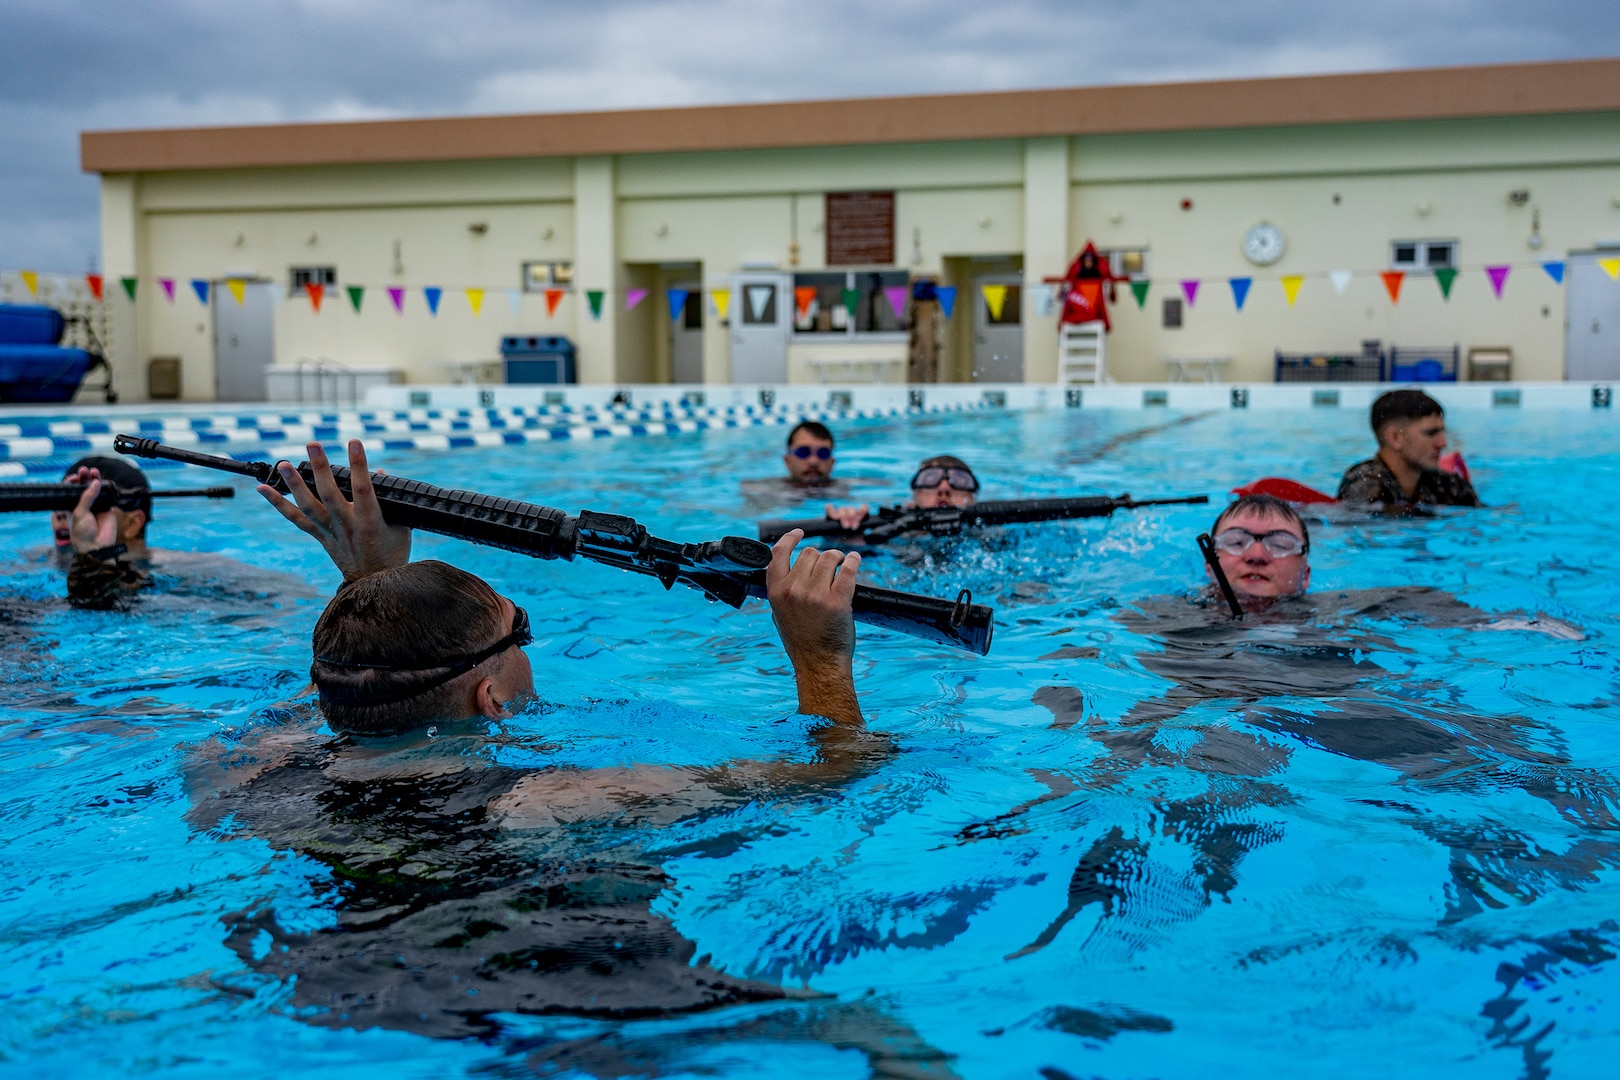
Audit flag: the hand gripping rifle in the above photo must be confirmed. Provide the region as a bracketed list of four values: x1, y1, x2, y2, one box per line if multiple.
[0, 482, 235, 513]
[758, 493, 1210, 546]
[114, 436, 995, 655]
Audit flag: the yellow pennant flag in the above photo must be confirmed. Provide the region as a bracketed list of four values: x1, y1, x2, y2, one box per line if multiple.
[711, 287, 732, 321]
[982, 284, 1008, 321]
[1280, 275, 1304, 306]
[466, 287, 484, 315]
[226, 279, 246, 305]
[1601, 258, 1620, 281]
[20, 270, 39, 296]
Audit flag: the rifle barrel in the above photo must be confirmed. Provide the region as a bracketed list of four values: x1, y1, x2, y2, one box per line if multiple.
[0, 482, 235, 513]
[758, 492, 1211, 545]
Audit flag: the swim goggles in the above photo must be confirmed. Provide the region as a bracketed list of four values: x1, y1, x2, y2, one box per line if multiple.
[315, 603, 533, 704]
[910, 466, 979, 492]
[790, 446, 833, 460]
[1211, 528, 1308, 558]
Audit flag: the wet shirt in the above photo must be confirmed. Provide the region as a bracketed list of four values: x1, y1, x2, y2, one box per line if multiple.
[1336, 456, 1481, 509]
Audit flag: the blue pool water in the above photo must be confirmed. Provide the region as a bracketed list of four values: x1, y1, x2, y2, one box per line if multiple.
[2, 406, 1617, 1078]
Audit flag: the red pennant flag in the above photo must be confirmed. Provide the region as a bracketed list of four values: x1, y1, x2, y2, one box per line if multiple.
[794, 285, 817, 319]
[1380, 271, 1404, 304]
[306, 283, 325, 312]
[85, 274, 104, 302]
[544, 288, 565, 317]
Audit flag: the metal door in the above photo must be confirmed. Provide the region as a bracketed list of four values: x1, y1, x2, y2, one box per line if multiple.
[669, 280, 704, 383]
[971, 273, 1023, 382]
[1566, 251, 1620, 380]
[213, 280, 275, 401]
[729, 273, 791, 384]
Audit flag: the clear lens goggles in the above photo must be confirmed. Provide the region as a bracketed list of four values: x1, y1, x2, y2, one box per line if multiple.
[790, 446, 833, 460]
[910, 466, 978, 492]
[1212, 527, 1307, 558]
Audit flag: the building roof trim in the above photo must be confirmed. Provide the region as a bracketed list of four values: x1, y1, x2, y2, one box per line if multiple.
[81, 58, 1620, 175]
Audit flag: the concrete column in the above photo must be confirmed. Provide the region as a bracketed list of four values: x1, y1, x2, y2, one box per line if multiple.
[1021, 137, 1069, 383]
[99, 174, 145, 401]
[572, 156, 617, 384]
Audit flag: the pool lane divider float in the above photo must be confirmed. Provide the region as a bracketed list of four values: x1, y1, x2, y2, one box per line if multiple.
[0, 400, 988, 472]
[113, 435, 996, 656]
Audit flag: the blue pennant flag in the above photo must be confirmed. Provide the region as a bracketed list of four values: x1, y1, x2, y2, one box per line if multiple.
[1229, 277, 1252, 311]
[424, 287, 442, 315]
[667, 288, 690, 322]
[935, 285, 958, 319]
[1542, 261, 1566, 285]
[191, 279, 210, 305]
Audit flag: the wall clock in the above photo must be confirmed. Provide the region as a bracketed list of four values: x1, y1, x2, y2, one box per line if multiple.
[1242, 222, 1286, 266]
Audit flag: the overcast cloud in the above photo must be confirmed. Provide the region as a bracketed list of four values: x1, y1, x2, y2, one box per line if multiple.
[2, 0, 1617, 271]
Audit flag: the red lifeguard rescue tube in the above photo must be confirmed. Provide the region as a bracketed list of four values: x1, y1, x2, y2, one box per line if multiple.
[1229, 477, 1338, 504]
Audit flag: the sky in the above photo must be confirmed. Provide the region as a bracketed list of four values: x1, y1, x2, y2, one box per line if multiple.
[2, 0, 1618, 272]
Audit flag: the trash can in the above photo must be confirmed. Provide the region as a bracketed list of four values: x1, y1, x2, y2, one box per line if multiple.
[501, 335, 576, 385]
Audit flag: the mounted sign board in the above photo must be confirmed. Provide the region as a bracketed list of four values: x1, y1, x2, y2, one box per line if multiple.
[826, 191, 895, 266]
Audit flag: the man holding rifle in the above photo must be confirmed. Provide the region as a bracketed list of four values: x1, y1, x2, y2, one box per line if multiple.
[57, 456, 155, 605]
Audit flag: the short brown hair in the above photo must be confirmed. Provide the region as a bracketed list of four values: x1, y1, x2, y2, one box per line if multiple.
[786, 420, 834, 448]
[310, 561, 507, 735]
[1212, 494, 1310, 553]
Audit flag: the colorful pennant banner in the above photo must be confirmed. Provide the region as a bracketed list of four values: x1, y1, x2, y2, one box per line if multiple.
[1280, 275, 1303, 306]
[466, 287, 484, 316]
[587, 290, 604, 320]
[711, 287, 732, 320]
[306, 283, 324, 312]
[347, 285, 364, 312]
[1229, 277, 1251, 311]
[85, 274, 104, 302]
[20, 270, 38, 297]
[1434, 267, 1457, 299]
[1487, 266, 1510, 298]
[935, 285, 957, 319]
[424, 287, 442, 315]
[121, 276, 137, 300]
[793, 285, 816, 319]
[388, 287, 405, 313]
[1129, 280, 1151, 308]
[545, 288, 566, 317]
[883, 285, 908, 319]
[667, 288, 689, 322]
[981, 284, 1008, 320]
[1180, 280, 1199, 306]
[1380, 271, 1404, 304]
[625, 288, 648, 312]
[227, 279, 246, 305]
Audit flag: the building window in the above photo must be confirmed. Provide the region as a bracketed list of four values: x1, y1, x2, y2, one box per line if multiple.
[1104, 248, 1149, 278]
[522, 261, 574, 292]
[792, 270, 909, 336]
[1390, 240, 1457, 274]
[290, 266, 336, 290]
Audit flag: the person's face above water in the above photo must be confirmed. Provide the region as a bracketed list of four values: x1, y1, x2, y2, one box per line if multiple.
[909, 464, 978, 509]
[1209, 508, 1310, 602]
[784, 431, 836, 484]
[1382, 413, 1448, 473]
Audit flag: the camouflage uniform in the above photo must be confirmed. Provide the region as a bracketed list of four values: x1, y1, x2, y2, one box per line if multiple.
[1336, 457, 1480, 508]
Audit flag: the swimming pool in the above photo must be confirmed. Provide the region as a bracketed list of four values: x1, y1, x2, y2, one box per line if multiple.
[2, 404, 1617, 1078]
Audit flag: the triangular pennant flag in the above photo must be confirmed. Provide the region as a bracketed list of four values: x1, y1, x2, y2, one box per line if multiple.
[1328, 270, 1353, 295]
[388, 287, 405, 313]
[793, 285, 816, 319]
[506, 289, 522, 314]
[666, 288, 690, 322]
[587, 290, 604, 320]
[1380, 271, 1404, 304]
[882, 285, 908, 319]
[935, 285, 958, 318]
[544, 288, 565, 317]
[466, 287, 484, 315]
[1486, 266, 1510, 298]
[1542, 261, 1566, 285]
[1600, 258, 1620, 281]
[1129, 279, 1150, 308]
[227, 279, 246, 305]
[1434, 267, 1457, 299]
[120, 276, 137, 301]
[840, 287, 859, 317]
[1179, 280, 1199, 306]
[20, 270, 38, 296]
[711, 287, 732, 320]
[160, 278, 176, 303]
[1280, 275, 1303, 306]
[85, 274, 104, 302]
[424, 287, 442, 315]
[347, 284, 364, 312]
[625, 288, 648, 312]
[191, 279, 210, 305]
[305, 282, 324, 312]
[1229, 277, 1252, 311]
[982, 284, 1008, 320]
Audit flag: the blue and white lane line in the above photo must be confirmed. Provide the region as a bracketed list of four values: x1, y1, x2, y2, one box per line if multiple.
[0, 402, 986, 476]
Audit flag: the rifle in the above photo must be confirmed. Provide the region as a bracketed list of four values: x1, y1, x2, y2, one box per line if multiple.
[0, 482, 235, 513]
[758, 493, 1210, 546]
[113, 436, 995, 655]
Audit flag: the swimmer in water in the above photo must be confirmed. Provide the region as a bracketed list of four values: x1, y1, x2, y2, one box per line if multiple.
[739, 421, 883, 512]
[1337, 389, 1481, 510]
[823, 454, 979, 533]
[54, 456, 155, 606]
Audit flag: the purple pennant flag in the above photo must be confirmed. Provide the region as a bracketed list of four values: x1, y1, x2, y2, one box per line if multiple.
[388, 287, 405, 313]
[666, 288, 689, 322]
[424, 287, 442, 315]
[882, 285, 909, 319]
[1542, 261, 1566, 285]
[1180, 280, 1200, 306]
[1486, 265, 1511, 298]
[935, 285, 957, 318]
[191, 279, 210, 305]
[159, 278, 175, 303]
[625, 288, 648, 312]
[1229, 277, 1252, 311]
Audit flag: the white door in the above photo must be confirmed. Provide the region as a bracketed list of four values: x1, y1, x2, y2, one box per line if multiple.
[669, 280, 704, 383]
[729, 273, 791, 384]
[1566, 251, 1620, 380]
[213, 281, 275, 402]
[971, 274, 1023, 382]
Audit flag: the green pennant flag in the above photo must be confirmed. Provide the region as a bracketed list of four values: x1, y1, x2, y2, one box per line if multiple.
[587, 290, 605, 320]
[1434, 267, 1457, 300]
[1130, 279, 1150, 308]
[346, 285, 365, 312]
[841, 287, 859, 317]
[120, 276, 138, 300]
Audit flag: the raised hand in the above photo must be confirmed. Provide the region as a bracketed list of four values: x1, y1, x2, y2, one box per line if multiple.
[67, 466, 118, 554]
[766, 529, 862, 725]
[823, 502, 870, 532]
[257, 439, 411, 582]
